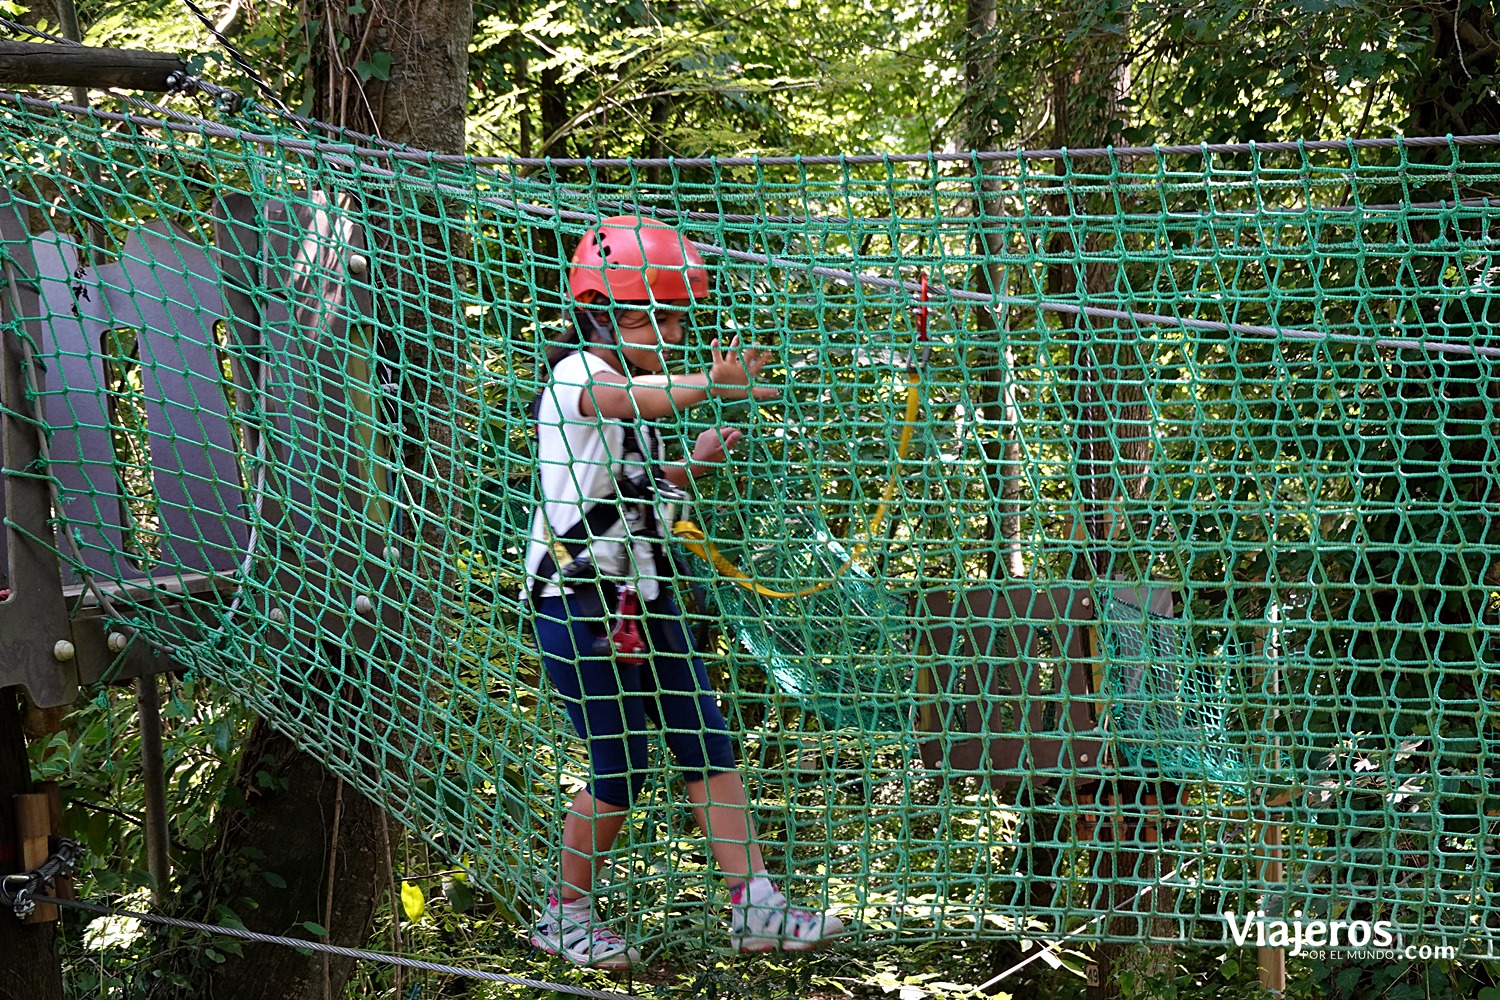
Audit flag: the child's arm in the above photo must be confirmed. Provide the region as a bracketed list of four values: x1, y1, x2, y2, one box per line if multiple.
[579, 337, 778, 421]
[663, 427, 744, 490]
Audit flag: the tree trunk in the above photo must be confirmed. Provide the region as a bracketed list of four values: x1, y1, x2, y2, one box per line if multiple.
[643, 92, 674, 185]
[526, 61, 569, 291]
[1316, 8, 1500, 996]
[538, 62, 569, 160]
[0, 688, 65, 1000]
[169, 720, 388, 1000]
[1406, 1, 1500, 137]
[0, 5, 74, 996]
[509, 0, 531, 158]
[1034, 9, 1175, 999]
[959, 8, 1054, 993]
[962, 0, 1025, 581]
[164, 5, 472, 998]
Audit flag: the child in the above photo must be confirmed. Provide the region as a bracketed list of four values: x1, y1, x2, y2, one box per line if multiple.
[525, 216, 844, 967]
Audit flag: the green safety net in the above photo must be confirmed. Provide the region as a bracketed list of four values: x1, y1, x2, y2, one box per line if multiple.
[1096, 588, 1248, 787]
[2, 88, 1499, 957]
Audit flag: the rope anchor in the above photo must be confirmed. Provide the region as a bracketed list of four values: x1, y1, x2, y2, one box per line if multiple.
[1, 837, 83, 920]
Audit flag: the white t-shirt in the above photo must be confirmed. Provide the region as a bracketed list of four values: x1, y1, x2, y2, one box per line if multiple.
[524, 350, 674, 601]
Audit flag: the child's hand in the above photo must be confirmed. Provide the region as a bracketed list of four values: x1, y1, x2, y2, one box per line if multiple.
[691, 427, 744, 470]
[707, 336, 780, 402]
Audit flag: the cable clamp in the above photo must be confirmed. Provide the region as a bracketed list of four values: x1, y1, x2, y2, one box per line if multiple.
[1, 837, 84, 920]
[163, 72, 245, 115]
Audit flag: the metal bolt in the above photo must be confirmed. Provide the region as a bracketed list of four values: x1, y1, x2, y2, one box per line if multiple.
[348, 253, 369, 277]
[107, 632, 129, 653]
[269, 607, 287, 624]
[354, 595, 374, 615]
[53, 640, 75, 662]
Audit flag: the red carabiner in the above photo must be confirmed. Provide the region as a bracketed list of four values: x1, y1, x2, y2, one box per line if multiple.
[609, 587, 648, 666]
[917, 273, 930, 343]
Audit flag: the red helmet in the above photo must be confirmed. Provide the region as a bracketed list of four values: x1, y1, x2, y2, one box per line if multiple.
[568, 216, 708, 305]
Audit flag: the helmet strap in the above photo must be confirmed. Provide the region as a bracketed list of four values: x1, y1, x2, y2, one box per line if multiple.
[579, 307, 650, 377]
[579, 307, 615, 346]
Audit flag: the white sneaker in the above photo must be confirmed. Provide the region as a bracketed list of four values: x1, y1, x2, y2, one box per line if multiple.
[530, 892, 640, 968]
[729, 877, 845, 952]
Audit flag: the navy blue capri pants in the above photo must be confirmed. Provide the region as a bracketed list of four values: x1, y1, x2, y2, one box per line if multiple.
[532, 593, 739, 808]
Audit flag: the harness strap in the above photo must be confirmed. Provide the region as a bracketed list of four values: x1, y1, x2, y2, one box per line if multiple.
[530, 500, 627, 604]
[529, 349, 675, 607]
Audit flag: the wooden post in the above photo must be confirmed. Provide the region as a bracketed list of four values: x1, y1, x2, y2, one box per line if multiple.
[1258, 823, 1287, 993]
[0, 688, 65, 1000]
[136, 675, 171, 903]
[1256, 612, 1287, 994]
[38, 781, 73, 902]
[51, 0, 89, 109]
[0, 40, 187, 92]
[14, 792, 55, 923]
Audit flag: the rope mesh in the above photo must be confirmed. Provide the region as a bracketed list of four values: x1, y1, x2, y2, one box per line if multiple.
[2, 91, 1498, 955]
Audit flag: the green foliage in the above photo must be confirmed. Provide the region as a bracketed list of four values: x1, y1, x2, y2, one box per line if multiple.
[467, 0, 958, 157]
[45, 0, 1493, 157]
[28, 678, 257, 996]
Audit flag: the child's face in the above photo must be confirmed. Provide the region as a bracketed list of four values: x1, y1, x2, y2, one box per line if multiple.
[615, 305, 686, 373]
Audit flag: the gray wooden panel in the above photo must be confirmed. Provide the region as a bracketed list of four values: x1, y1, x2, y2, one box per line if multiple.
[33, 221, 251, 581]
[219, 193, 396, 663]
[28, 231, 130, 578]
[213, 194, 271, 439]
[95, 222, 249, 573]
[263, 194, 394, 649]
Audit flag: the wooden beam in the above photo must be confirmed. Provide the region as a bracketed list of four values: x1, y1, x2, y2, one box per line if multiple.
[63, 570, 235, 607]
[1257, 822, 1287, 993]
[36, 783, 71, 904]
[0, 40, 187, 93]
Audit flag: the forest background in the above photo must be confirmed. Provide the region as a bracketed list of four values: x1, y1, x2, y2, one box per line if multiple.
[1, 0, 1498, 999]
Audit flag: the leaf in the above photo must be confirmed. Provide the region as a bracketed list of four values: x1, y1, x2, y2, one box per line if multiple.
[443, 877, 475, 914]
[207, 719, 231, 756]
[263, 871, 287, 889]
[400, 880, 425, 922]
[302, 920, 328, 937]
[355, 51, 393, 82]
